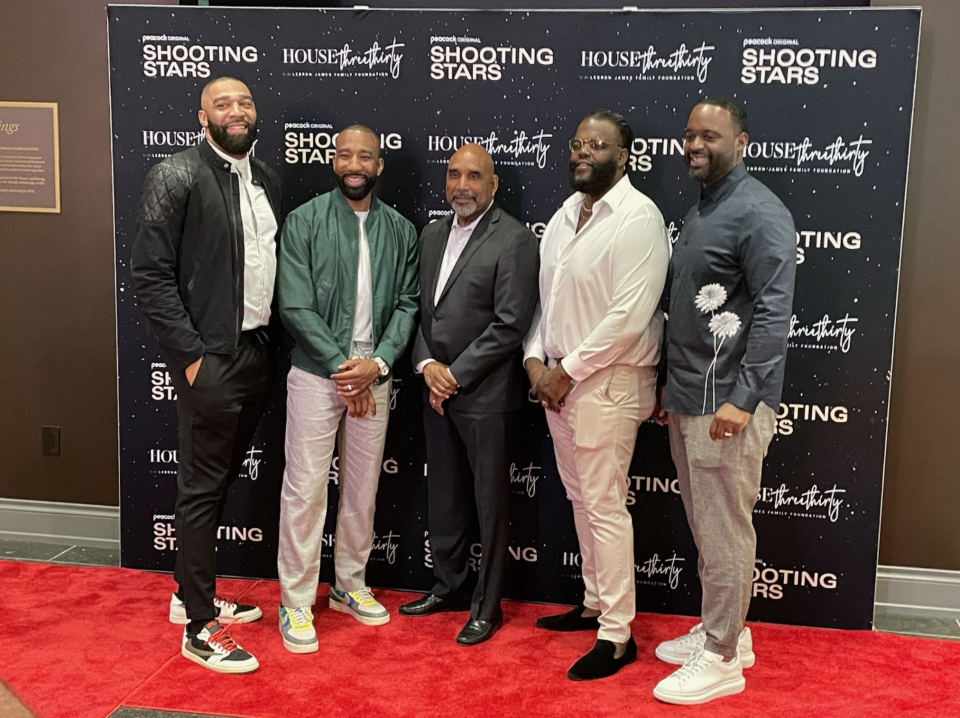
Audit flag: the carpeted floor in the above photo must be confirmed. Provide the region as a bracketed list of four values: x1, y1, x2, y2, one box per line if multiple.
[2, 559, 960, 718]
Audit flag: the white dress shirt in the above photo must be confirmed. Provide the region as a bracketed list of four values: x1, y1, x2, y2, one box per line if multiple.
[209, 141, 278, 331]
[352, 210, 373, 345]
[524, 173, 670, 382]
[416, 204, 492, 375]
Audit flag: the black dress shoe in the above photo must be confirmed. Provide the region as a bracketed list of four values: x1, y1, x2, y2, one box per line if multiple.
[456, 614, 503, 646]
[567, 637, 637, 681]
[398, 593, 471, 617]
[535, 604, 601, 632]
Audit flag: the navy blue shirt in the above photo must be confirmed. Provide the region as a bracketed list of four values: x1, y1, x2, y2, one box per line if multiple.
[663, 162, 796, 415]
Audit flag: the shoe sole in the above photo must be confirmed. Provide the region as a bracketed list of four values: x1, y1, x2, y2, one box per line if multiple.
[328, 598, 390, 626]
[399, 604, 471, 617]
[653, 675, 745, 705]
[180, 645, 259, 674]
[279, 618, 319, 653]
[567, 652, 637, 681]
[169, 607, 263, 625]
[281, 636, 319, 654]
[655, 645, 756, 669]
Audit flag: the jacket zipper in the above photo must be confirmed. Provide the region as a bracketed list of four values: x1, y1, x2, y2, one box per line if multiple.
[231, 171, 243, 346]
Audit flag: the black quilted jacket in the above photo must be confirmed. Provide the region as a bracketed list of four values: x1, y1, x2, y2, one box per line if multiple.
[130, 141, 282, 371]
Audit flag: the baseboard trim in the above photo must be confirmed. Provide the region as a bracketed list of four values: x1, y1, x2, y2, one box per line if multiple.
[0, 498, 119, 550]
[876, 564, 960, 619]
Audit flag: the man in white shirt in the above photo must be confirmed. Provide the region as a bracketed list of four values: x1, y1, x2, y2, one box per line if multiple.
[525, 110, 670, 680]
[399, 144, 539, 646]
[276, 125, 419, 653]
[132, 77, 282, 673]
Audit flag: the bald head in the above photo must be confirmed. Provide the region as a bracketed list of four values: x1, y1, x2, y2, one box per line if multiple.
[451, 143, 495, 175]
[446, 143, 498, 226]
[198, 77, 257, 158]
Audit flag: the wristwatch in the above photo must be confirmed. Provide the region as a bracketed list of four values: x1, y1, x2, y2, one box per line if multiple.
[373, 357, 390, 383]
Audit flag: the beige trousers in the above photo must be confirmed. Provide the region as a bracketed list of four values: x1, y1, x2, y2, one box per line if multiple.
[545, 364, 657, 643]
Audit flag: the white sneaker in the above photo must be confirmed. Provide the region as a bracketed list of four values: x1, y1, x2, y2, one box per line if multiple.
[279, 605, 318, 654]
[329, 586, 390, 626]
[653, 646, 745, 705]
[169, 592, 263, 625]
[655, 622, 755, 668]
[181, 621, 259, 674]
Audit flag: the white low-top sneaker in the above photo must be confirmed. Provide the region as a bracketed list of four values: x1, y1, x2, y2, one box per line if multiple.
[655, 622, 755, 668]
[329, 586, 390, 626]
[653, 646, 745, 705]
[169, 592, 263, 625]
[279, 605, 318, 654]
[181, 621, 259, 674]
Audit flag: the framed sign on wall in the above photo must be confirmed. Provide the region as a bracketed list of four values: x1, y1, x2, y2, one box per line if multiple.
[0, 101, 60, 213]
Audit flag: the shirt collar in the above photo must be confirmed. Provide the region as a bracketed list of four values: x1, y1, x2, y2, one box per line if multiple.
[562, 172, 634, 215]
[700, 162, 748, 204]
[207, 139, 250, 177]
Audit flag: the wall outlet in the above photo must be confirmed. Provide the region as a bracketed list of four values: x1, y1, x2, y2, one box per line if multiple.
[42, 426, 60, 456]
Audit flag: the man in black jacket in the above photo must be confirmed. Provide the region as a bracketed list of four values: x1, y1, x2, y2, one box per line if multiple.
[131, 76, 281, 674]
[398, 144, 539, 645]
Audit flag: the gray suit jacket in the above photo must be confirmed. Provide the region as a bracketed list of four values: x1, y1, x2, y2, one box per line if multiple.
[413, 203, 540, 414]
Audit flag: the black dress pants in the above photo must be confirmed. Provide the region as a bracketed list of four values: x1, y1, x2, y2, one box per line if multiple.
[423, 407, 516, 622]
[170, 330, 276, 630]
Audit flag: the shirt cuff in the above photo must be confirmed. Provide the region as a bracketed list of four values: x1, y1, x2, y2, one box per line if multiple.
[725, 384, 761, 414]
[558, 354, 591, 383]
[414, 358, 435, 374]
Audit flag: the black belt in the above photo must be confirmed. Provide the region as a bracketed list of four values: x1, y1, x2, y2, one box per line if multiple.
[239, 327, 269, 345]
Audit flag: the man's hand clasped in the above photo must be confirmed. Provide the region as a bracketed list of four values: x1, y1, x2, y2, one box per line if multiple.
[424, 362, 458, 416]
[525, 358, 571, 413]
[332, 358, 381, 418]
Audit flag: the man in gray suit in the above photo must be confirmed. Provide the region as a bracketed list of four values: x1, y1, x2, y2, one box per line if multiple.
[398, 144, 539, 645]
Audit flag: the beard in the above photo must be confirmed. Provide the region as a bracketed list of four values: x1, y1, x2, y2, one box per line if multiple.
[685, 150, 734, 185]
[450, 191, 479, 218]
[568, 156, 618, 194]
[207, 119, 258, 156]
[337, 172, 378, 202]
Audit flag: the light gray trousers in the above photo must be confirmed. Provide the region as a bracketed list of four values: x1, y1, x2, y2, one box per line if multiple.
[667, 402, 776, 659]
[278, 362, 391, 608]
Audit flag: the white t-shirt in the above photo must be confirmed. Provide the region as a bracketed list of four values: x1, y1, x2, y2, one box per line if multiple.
[352, 210, 373, 345]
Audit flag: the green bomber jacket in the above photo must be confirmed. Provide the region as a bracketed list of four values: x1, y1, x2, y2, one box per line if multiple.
[278, 188, 420, 378]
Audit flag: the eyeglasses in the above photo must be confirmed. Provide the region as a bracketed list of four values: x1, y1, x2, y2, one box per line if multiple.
[568, 138, 621, 153]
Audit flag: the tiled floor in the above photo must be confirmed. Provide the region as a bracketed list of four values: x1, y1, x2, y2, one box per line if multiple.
[1, 537, 957, 718]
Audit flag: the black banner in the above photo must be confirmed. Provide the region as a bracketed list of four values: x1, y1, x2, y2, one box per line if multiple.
[109, 6, 920, 630]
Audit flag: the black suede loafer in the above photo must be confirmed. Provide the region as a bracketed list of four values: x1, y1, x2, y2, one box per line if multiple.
[567, 637, 637, 681]
[535, 604, 601, 632]
[456, 614, 503, 646]
[398, 593, 471, 617]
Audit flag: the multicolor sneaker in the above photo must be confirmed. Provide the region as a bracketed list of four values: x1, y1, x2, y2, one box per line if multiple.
[279, 605, 318, 654]
[328, 586, 390, 626]
[169, 592, 263, 625]
[655, 623, 755, 668]
[181, 621, 259, 674]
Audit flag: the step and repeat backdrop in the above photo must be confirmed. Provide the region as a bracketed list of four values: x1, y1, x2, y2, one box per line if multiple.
[109, 6, 920, 630]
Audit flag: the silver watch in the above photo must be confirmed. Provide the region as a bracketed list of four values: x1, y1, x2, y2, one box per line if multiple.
[373, 357, 390, 377]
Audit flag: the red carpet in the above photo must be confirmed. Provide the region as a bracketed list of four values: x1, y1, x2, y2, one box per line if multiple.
[2, 559, 959, 718]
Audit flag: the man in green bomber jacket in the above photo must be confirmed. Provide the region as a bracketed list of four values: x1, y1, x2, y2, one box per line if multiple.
[275, 124, 419, 654]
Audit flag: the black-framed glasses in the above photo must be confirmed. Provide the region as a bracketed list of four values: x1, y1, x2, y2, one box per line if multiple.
[568, 138, 621, 153]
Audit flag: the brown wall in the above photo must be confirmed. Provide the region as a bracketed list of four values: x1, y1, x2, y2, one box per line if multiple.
[0, 0, 174, 505]
[874, 0, 960, 571]
[1, 1, 957, 571]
